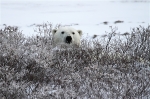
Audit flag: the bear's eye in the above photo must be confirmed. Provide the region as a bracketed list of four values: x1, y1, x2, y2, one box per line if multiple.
[61, 31, 64, 34]
[72, 32, 75, 34]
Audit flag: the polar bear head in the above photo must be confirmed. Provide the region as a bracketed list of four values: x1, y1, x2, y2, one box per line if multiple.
[52, 27, 82, 47]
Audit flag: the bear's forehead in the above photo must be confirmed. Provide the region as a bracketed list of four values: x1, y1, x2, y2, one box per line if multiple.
[57, 27, 77, 33]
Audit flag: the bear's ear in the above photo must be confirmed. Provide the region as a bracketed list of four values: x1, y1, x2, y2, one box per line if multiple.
[52, 29, 57, 35]
[77, 30, 82, 36]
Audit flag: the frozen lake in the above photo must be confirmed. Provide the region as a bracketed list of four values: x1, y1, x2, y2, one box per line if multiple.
[0, 0, 150, 37]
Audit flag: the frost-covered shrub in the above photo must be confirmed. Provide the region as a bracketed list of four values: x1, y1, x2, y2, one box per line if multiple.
[0, 24, 150, 99]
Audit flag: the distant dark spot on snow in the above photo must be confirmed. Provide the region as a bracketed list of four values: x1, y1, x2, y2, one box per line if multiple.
[103, 21, 109, 25]
[114, 20, 124, 24]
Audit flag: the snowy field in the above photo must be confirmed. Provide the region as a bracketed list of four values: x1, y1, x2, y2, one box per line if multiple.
[0, 1, 150, 98]
[0, 0, 150, 37]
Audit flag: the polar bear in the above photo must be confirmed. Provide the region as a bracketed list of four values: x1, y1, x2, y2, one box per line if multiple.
[52, 27, 82, 47]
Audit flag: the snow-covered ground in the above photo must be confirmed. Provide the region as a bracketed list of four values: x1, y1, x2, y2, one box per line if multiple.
[0, 0, 150, 37]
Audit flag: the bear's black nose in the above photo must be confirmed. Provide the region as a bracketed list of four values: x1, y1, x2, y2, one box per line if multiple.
[65, 36, 72, 44]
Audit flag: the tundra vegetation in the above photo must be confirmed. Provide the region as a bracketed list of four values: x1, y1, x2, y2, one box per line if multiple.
[0, 24, 150, 99]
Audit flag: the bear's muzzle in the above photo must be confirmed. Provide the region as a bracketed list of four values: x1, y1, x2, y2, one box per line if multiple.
[65, 36, 72, 44]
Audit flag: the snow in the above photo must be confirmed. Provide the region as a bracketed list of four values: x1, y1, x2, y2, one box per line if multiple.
[0, 0, 150, 37]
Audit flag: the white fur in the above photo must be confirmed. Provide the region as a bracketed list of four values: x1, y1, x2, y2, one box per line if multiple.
[52, 27, 82, 47]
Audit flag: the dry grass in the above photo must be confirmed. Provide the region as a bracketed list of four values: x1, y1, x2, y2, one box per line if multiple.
[0, 24, 150, 99]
